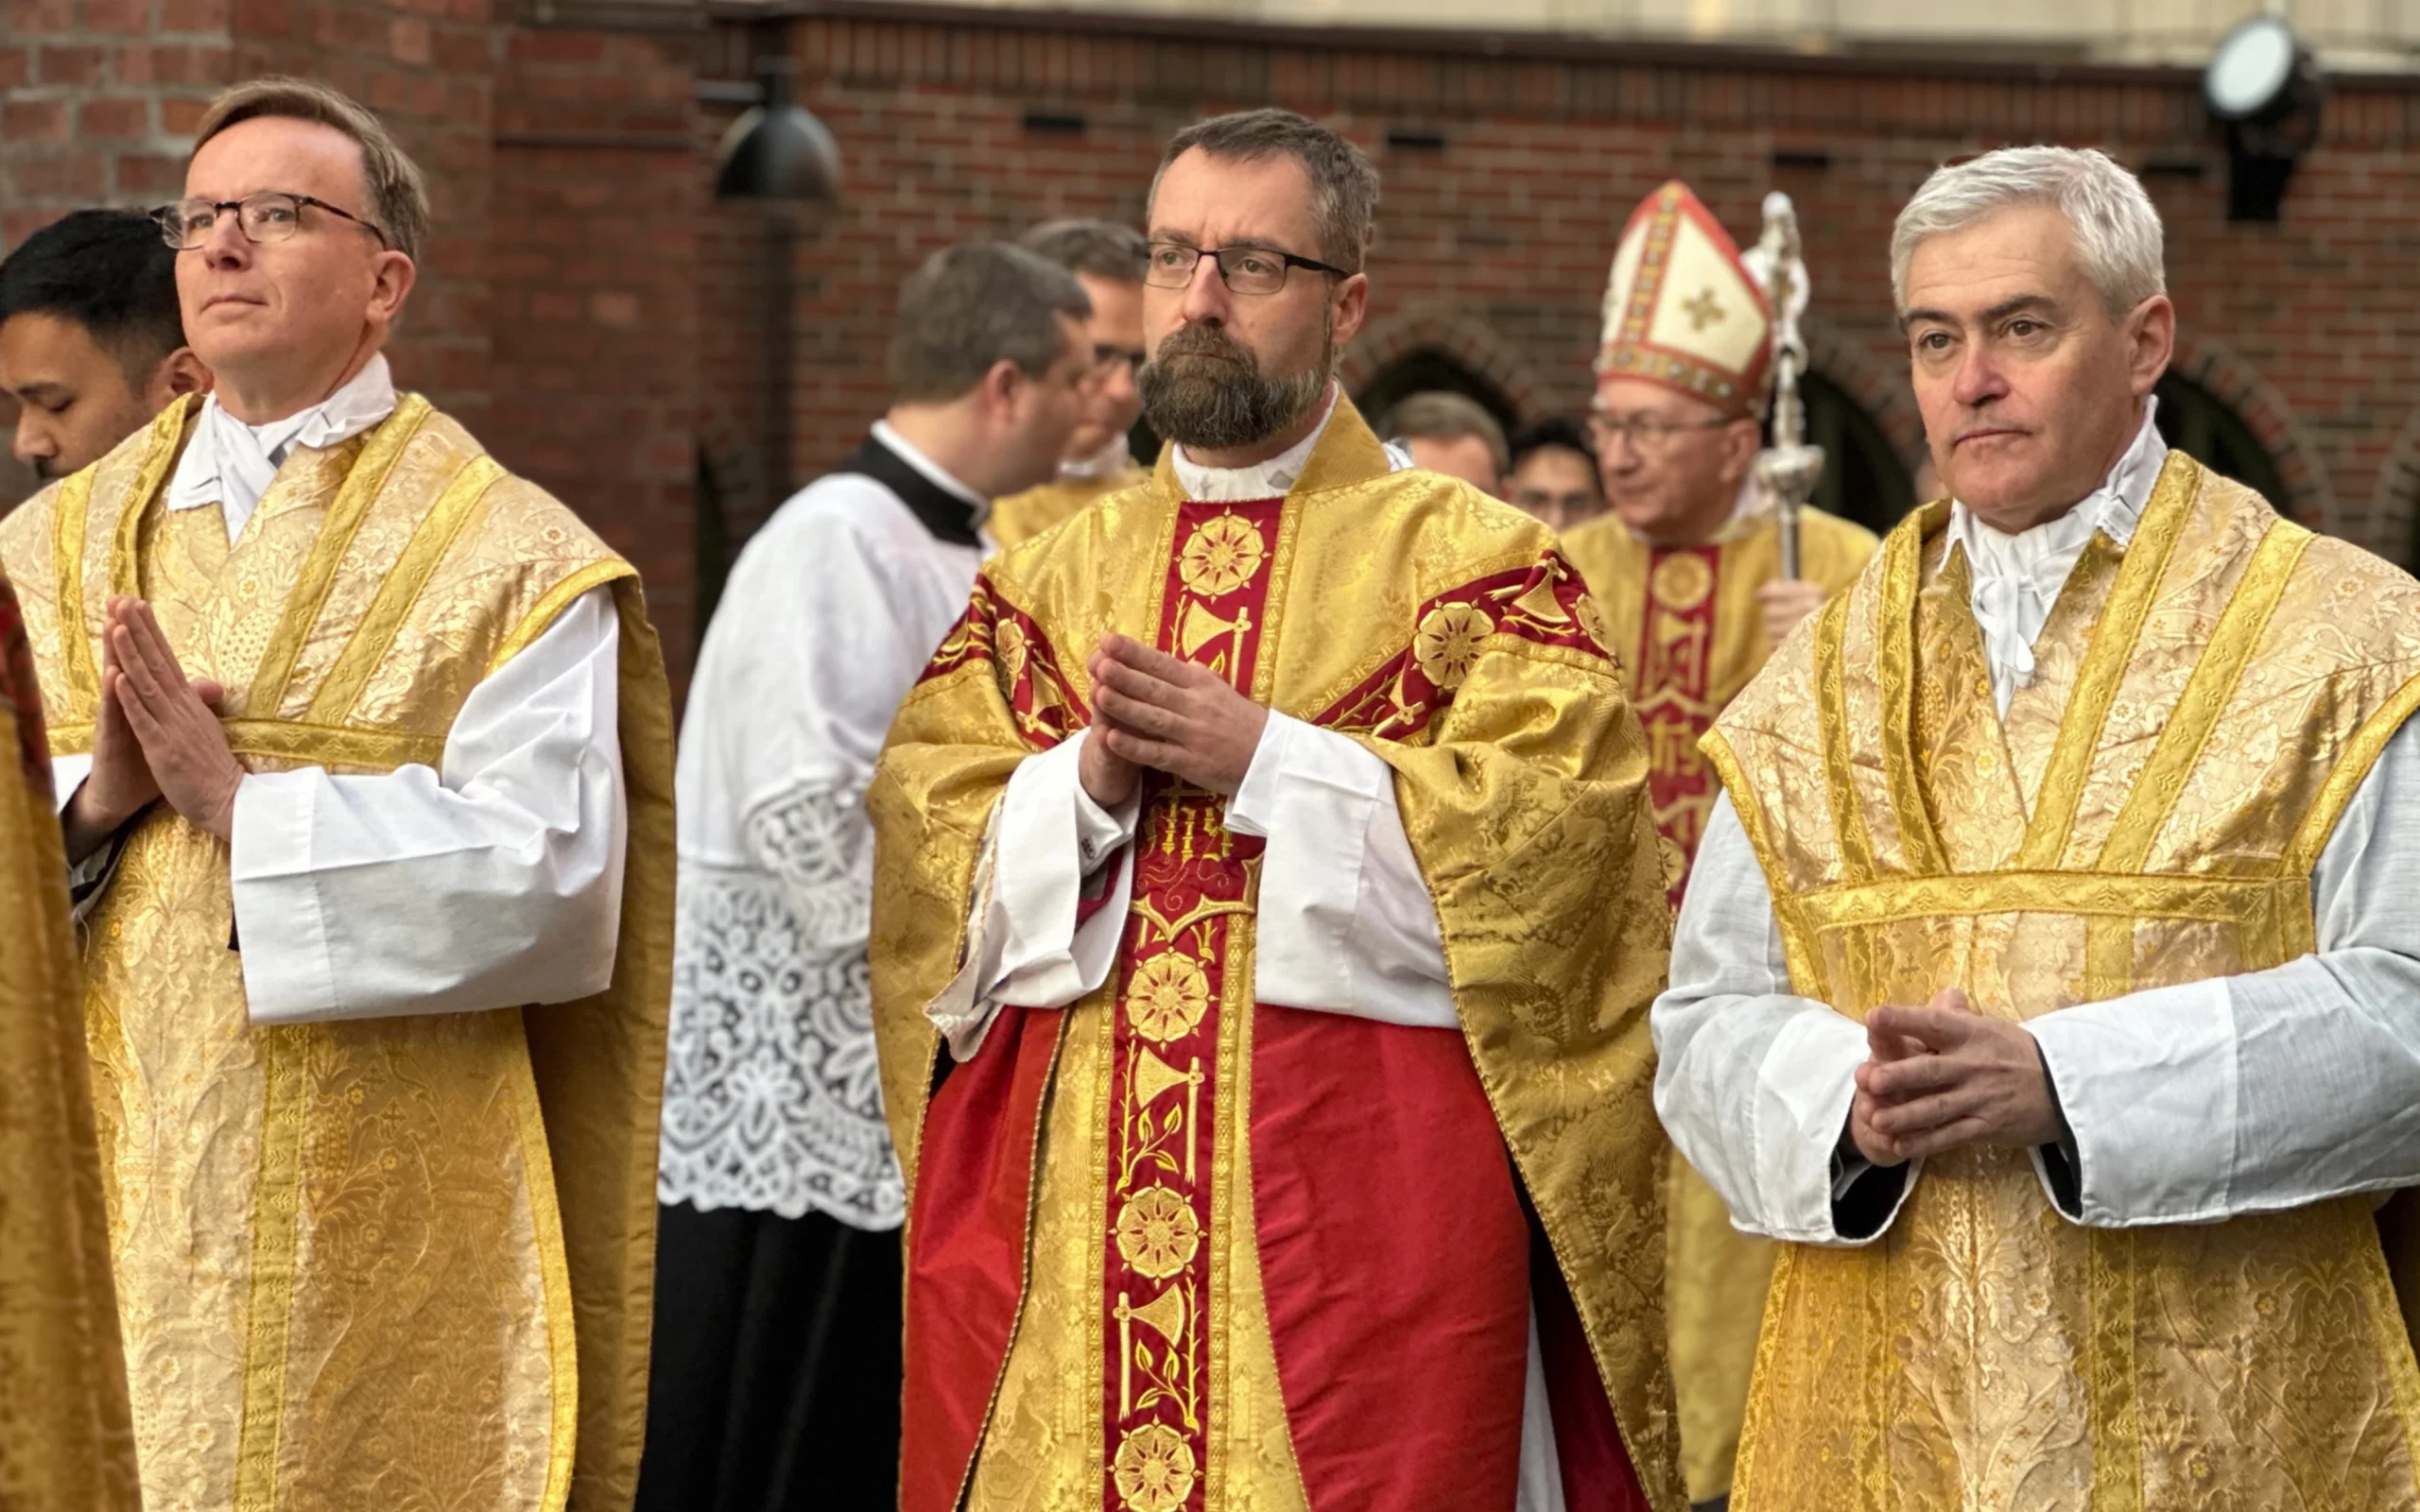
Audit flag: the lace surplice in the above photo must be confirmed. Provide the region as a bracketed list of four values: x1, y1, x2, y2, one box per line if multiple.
[659, 782, 904, 1228]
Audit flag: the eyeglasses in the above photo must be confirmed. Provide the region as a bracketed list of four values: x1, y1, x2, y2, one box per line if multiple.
[153, 192, 389, 251]
[1144, 242, 1350, 297]
[1587, 412, 1735, 453]
[1092, 343, 1147, 378]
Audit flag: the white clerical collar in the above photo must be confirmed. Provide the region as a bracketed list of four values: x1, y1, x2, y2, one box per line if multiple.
[166, 353, 400, 541]
[871, 419, 992, 527]
[1059, 433, 1132, 482]
[1942, 397, 2168, 712]
[1171, 385, 1341, 503]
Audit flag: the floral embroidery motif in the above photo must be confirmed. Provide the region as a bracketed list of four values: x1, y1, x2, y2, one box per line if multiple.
[1412, 602, 1496, 691]
[1115, 1186, 1201, 1280]
[1112, 1422, 1198, 1512]
[1177, 512, 1266, 598]
[1122, 953, 1210, 1044]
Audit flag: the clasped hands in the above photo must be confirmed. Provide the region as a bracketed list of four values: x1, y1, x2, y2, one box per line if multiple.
[1078, 633, 1268, 809]
[1847, 988, 2067, 1168]
[62, 595, 245, 860]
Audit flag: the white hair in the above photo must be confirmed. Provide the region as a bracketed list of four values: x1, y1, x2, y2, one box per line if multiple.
[1891, 146, 2166, 318]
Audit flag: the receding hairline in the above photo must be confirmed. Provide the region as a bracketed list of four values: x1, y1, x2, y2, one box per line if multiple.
[188, 112, 372, 192]
[1148, 146, 1322, 233]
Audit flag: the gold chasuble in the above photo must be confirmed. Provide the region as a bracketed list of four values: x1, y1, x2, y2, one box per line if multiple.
[0, 395, 676, 1512]
[1561, 502, 1875, 1506]
[989, 462, 1150, 552]
[1706, 452, 2420, 1511]
[0, 568, 139, 1511]
[871, 398, 1684, 1512]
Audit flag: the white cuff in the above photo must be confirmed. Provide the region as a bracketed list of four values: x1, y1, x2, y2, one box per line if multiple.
[229, 768, 337, 1024]
[2026, 978, 2238, 1226]
[942, 732, 1138, 1057]
[1224, 713, 1457, 1030]
[1753, 1007, 1910, 1244]
[51, 754, 92, 816]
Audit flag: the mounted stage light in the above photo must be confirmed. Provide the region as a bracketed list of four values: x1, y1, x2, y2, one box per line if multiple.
[714, 57, 841, 203]
[2204, 14, 2323, 223]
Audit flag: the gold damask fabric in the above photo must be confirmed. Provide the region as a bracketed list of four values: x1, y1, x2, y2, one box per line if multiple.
[1561, 502, 1876, 1505]
[1704, 451, 2420, 1511]
[871, 397, 1684, 1511]
[0, 396, 675, 1512]
[0, 567, 138, 1512]
[987, 463, 1150, 552]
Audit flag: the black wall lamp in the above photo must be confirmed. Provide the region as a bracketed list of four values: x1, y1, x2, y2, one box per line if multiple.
[715, 53, 842, 203]
[2204, 13, 2323, 223]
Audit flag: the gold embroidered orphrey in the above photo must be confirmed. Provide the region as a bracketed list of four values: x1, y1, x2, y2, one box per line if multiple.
[869, 397, 1685, 1512]
[1705, 450, 2420, 1510]
[0, 394, 676, 1512]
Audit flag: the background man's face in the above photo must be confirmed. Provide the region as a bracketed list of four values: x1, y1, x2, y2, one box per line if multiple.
[180, 116, 391, 385]
[1506, 445, 1604, 531]
[1405, 433, 1500, 495]
[1000, 313, 1101, 494]
[0, 313, 159, 483]
[1065, 272, 1145, 461]
[1903, 204, 2165, 531]
[1593, 376, 1757, 544]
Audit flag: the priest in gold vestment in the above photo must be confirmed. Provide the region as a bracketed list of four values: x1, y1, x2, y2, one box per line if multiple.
[1660, 146, 2420, 1511]
[0, 567, 138, 1511]
[987, 220, 1152, 551]
[0, 80, 674, 1511]
[872, 110, 1683, 1511]
[1559, 179, 1876, 1510]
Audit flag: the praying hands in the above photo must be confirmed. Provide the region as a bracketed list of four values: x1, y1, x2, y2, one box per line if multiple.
[1847, 988, 2067, 1167]
[61, 596, 241, 860]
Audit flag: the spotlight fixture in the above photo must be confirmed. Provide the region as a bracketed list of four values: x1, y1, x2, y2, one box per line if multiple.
[2204, 14, 2322, 223]
[714, 56, 841, 203]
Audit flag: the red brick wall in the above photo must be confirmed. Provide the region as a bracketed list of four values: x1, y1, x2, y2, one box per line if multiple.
[743, 5, 2420, 566]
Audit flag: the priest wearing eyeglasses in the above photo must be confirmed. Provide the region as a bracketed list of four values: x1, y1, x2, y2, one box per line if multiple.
[871, 108, 1683, 1512]
[0, 77, 675, 1511]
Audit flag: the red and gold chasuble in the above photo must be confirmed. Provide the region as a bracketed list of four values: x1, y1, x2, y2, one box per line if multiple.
[1562, 508, 1877, 910]
[871, 399, 1685, 1512]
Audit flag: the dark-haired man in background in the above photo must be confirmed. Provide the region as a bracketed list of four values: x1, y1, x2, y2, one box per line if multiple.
[1387, 387, 1509, 494]
[0, 210, 210, 484]
[1507, 416, 1608, 530]
[646, 240, 1093, 1512]
[989, 217, 1152, 549]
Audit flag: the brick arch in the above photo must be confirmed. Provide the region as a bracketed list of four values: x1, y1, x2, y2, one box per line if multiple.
[1338, 307, 1548, 424]
[1797, 315, 1925, 472]
[2371, 410, 2420, 571]
[2167, 330, 2339, 536]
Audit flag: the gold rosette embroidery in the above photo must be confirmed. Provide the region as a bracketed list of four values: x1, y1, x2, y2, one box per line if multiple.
[1413, 602, 1496, 691]
[1123, 953, 1210, 1043]
[1574, 590, 1612, 651]
[1177, 513, 1266, 598]
[1650, 550, 1714, 610]
[1115, 1187, 1201, 1280]
[1112, 1423, 1198, 1512]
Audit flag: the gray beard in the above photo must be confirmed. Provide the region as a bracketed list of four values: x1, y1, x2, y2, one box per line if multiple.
[1140, 326, 1332, 453]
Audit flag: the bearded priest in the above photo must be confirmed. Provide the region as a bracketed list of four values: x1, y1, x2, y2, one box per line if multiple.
[871, 108, 1683, 1512]
[1660, 146, 2420, 1509]
[0, 78, 673, 1510]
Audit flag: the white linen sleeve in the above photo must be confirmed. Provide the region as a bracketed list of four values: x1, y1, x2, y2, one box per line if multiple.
[228, 585, 627, 1025]
[1652, 792, 1918, 1245]
[1221, 712, 1456, 1029]
[51, 754, 90, 815]
[936, 730, 1140, 1059]
[2027, 716, 2420, 1226]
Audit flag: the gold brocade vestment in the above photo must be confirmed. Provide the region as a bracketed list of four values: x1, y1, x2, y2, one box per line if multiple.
[871, 399, 1685, 1512]
[0, 396, 676, 1512]
[988, 463, 1150, 552]
[0, 567, 138, 1511]
[1560, 503, 1876, 1505]
[1706, 453, 2420, 1511]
